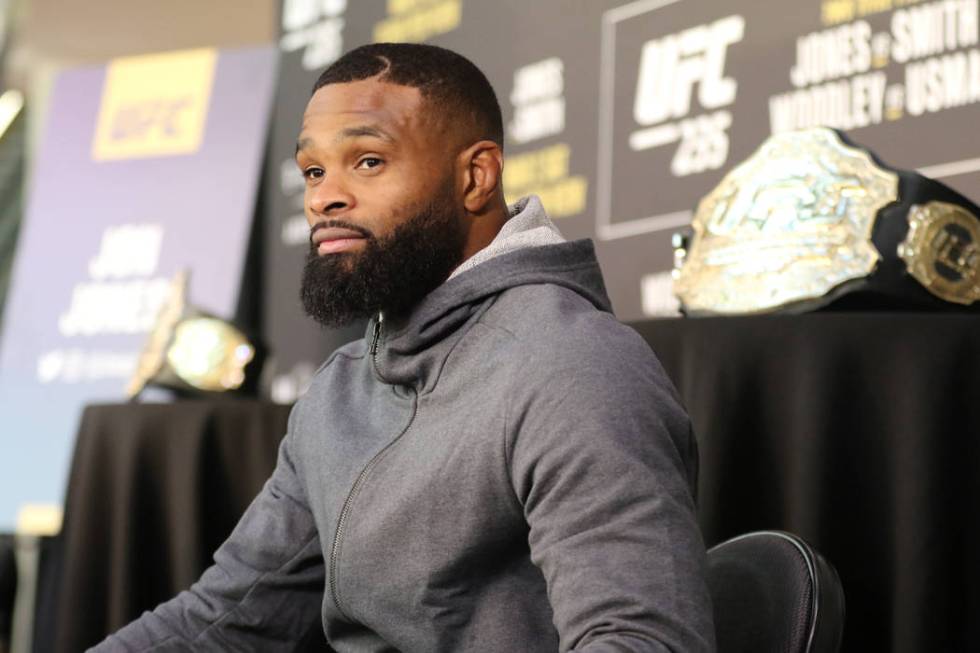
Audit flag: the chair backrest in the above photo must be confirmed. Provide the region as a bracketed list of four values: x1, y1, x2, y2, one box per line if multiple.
[706, 530, 845, 653]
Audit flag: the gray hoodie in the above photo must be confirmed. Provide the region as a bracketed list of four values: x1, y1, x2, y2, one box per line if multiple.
[95, 197, 715, 652]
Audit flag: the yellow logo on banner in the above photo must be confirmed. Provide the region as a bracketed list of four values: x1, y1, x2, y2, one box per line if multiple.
[374, 0, 460, 43]
[92, 49, 217, 161]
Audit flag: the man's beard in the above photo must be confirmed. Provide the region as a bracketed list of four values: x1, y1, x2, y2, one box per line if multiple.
[300, 187, 466, 328]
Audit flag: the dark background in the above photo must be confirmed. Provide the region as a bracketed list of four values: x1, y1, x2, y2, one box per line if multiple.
[261, 0, 980, 402]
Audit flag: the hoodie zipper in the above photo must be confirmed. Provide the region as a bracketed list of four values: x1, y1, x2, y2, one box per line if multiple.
[329, 312, 417, 621]
[369, 312, 384, 356]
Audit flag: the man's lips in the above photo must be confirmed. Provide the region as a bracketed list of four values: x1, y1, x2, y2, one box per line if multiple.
[312, 226, 368, 255]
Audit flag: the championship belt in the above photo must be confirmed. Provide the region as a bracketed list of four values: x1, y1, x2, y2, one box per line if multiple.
[127, 270, 265, 398]
[672, 127, 980, 314]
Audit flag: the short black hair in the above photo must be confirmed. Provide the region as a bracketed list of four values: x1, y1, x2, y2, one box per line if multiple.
[313, 43, 504, 148]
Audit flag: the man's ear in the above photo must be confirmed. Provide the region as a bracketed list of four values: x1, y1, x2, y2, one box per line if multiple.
[459, 140, 503, 214]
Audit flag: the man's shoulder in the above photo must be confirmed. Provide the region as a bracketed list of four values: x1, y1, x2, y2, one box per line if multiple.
[297, 337, 368, 400]
[317, 336, 367, 372]
[482, 282, 653, 368]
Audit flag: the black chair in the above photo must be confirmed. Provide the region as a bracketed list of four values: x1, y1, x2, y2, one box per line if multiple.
[707, 530, 845, 653]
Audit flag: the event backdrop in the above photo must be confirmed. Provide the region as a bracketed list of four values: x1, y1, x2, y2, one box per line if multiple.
[263, 0, 980, 401]
[0, 46, 277, 530]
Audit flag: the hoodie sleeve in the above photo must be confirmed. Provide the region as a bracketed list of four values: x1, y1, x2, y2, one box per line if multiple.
[507, 321, 716, 653]
[88, 428, 326, 652]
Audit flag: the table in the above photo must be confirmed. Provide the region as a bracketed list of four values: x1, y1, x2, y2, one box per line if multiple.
[43, 399, 329, 652]
[634, 312, 980, 653]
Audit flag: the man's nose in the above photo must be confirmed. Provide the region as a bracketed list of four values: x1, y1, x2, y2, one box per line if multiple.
[308, 176, 355, 217]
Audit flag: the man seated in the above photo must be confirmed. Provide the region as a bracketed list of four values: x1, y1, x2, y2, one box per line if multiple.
[94, 43, 715, 652]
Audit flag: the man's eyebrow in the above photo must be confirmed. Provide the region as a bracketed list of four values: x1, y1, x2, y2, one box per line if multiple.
[294, 126, 395, 158]
[336, 125, 395, 143]
[295, 137, 313, 157]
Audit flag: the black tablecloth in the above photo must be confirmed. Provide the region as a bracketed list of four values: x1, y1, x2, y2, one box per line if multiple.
[634, 312, 980, 653]
[45, 399, 330, 652]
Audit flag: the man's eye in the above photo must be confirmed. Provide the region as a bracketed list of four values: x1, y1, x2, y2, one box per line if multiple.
[303, 167, 324, 180]
[357, 157, 383, 170]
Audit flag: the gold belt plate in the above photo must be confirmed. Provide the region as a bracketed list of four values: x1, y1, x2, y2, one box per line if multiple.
[899, 202, 980, 305]
[127, 270, 255, 396]
[674, 127, 898, 314]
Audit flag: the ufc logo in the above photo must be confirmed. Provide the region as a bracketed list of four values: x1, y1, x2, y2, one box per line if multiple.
[109, 99, 190, 141]
[633, 15, 745, 126]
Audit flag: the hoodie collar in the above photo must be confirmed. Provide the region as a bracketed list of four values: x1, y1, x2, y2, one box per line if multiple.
[448, 195, 566, 280]
[367, 235, 611, 390]
[364, 196, 611, 390]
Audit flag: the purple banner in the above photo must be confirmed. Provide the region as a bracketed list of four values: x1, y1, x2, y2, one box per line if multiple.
[0, 46, 277, 529]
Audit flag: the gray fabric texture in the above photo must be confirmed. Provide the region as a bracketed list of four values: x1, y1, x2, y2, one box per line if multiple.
[448, 195, 565, 280]
[92, 197, 716, 652]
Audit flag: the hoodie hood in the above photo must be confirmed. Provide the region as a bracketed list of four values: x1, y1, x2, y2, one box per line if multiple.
[448, 195, 567, 280]
[368, 199, 610, 389]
